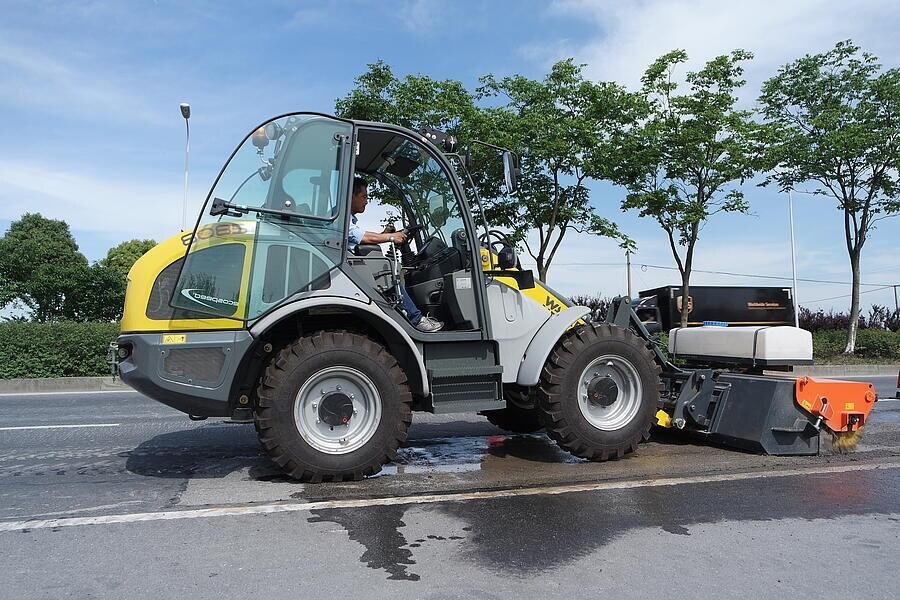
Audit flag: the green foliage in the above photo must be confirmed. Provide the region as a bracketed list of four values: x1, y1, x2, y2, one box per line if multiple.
[476, 60, 636, 280]
[0, 215, 144, 323]
[812, 329, 900, 361]
[336, 60, 479, 136]
[0, 321, 119, 378]
[0, 213, 88, 322]
[610, 49, 758, 327]
[101, 239, 157, 279]
[759, 40, 900, 353]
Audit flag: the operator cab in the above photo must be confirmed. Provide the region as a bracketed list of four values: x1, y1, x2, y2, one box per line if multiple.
[167, 113, 487, 336]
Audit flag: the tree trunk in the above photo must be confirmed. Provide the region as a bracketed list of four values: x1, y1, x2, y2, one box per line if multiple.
[844, 249, 861, 354]
[679, 268, 691, 328]
[537, 263, 548, 282]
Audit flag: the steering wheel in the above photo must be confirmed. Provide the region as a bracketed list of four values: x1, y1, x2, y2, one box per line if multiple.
[479, 229, 519, 269]
[399, 224, 424, 245]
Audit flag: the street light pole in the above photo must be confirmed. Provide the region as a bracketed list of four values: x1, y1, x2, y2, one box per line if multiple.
[788, 189, 799, 327]
[626, 250, 633, 298]
[180, 103, 191, 232]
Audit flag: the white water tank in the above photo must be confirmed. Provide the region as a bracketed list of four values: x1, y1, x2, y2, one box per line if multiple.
[668, 324, 813, 366]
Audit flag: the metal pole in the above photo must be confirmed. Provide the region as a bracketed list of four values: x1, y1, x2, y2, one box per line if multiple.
[182, 117, 190, 231]
[626, 251, 633, 298]
[894, 285, 898, 313]
[788, 189, 799, 327]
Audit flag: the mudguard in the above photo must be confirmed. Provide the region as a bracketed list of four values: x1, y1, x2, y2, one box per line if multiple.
[249, 296, 430, 396]
[516, 305, 592, 386]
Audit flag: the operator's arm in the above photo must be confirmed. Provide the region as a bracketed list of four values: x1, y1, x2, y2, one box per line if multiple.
[361, 229, 407, 244]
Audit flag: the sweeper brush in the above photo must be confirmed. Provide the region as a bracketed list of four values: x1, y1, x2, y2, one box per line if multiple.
[832, 429, 864, 453]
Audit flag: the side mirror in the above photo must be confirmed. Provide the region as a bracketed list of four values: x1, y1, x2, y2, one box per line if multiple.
[497, 245, 517, 270]
[502, 151, 520, 194]
[431, 206, 450, 227]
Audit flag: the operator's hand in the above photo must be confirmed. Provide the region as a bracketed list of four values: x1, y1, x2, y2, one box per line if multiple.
[390, 230, 408, 245]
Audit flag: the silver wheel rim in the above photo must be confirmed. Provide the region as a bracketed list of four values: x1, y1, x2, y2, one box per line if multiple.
[293, 366, 382, 455]
[577, 355, 643, 431]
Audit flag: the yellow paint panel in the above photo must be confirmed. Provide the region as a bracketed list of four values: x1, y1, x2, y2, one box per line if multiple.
[121, 226, 251, 333]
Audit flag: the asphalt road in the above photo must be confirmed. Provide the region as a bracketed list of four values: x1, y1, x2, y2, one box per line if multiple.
[1, 377, 898, 599]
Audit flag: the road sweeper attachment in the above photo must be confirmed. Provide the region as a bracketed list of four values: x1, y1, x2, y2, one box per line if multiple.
[606, 298, 878, 455]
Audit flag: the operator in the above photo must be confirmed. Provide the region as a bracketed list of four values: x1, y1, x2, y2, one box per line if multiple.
[349, 177, 444, 333]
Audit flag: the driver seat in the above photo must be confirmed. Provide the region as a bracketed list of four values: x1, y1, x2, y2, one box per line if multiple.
[353, 244, 383, 257]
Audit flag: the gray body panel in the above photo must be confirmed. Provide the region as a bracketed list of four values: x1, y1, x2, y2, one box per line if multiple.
[486, 281, 553, 383]
[516, 305, 592, 386]
[117, 330, 254, 417]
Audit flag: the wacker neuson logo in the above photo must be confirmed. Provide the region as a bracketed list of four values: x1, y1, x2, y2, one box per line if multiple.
[180, 288, 238, 309]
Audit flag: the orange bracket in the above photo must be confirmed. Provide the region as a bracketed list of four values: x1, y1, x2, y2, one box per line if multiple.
[795, 376, 877, 433]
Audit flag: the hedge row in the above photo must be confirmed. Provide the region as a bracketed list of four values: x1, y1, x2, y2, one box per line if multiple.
[0, 321, 119, 379]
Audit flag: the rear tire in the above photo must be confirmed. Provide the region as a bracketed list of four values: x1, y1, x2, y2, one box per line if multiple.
[538, 323, 661, 461]
[482, 386, 544, 433]
[255, 330, 412, 482]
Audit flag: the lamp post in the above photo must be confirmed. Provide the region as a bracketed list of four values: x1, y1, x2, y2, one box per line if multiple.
[788, 188, 799, 327]
[180, 103, 191, 232]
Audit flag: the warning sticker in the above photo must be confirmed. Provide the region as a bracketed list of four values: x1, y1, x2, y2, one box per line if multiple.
[161, 334, 187, 345]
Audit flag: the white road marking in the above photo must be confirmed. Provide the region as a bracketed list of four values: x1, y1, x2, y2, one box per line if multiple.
[0, 390, 138, 398]
[1, 461, 897, 533]
[0, 424, 120, 432]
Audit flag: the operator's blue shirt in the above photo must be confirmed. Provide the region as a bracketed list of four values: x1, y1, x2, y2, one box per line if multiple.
[347, 214, 362, 252]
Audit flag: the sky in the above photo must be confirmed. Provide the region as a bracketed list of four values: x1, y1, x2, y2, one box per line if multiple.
[0, 0, 898, 313]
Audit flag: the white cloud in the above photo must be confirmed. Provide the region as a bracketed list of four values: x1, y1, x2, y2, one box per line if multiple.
[397, 0, 443, 33]
[0, 159, 189, 240]
[540, 0, 900, 93]
[0, 39, 165, 125]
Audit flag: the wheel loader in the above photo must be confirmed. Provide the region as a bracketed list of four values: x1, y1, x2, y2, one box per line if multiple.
[113, 112, 878, 481]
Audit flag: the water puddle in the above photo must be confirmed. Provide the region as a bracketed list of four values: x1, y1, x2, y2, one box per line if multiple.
[372, 434, 583, 478]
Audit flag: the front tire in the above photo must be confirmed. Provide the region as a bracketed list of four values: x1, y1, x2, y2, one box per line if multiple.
[538, 323, 661, 461]
[255, 330, 412, 482]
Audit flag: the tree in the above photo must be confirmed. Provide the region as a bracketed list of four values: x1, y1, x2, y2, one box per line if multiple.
[610, 50, 757, 327]
[336, 61, 481, 224]
[0, 213, 89, 322]
[67, 264, 127, 322]
[476, 60, 635, 280]
[336, 60, 479, 137]
[337, 60, 634, 281]
[101, 239, 157, 279]
[759, 40, 900, 353]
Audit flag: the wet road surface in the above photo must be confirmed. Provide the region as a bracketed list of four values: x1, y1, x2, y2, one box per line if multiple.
[1, 385, 898, 599]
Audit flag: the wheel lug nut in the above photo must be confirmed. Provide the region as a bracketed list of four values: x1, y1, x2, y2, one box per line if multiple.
[312, 403, 317, 409]
[353, 409, 358, 415]
[336, 385, 342, 391]
[349, 393, 355, 399]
